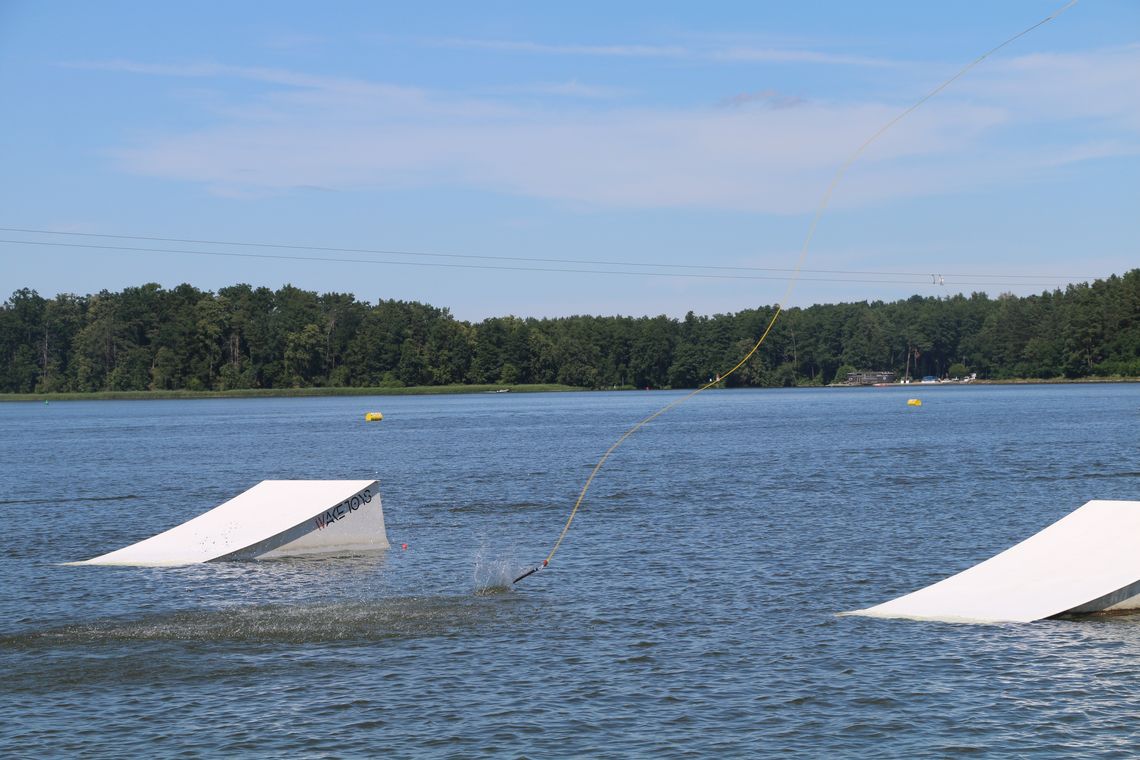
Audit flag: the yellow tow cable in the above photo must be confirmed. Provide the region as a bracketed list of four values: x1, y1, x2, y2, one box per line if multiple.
[514, 0, 1078, 585]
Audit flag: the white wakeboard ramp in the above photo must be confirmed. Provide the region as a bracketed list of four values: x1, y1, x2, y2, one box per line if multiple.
[76, 480, 388, 566]
[850, 500, 1140, 624]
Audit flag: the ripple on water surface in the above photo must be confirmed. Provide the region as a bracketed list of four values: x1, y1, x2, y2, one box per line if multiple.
[2, 387, 1140, 756]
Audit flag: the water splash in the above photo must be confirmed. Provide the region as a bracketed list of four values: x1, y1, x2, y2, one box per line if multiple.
[473, 547, 516, 595]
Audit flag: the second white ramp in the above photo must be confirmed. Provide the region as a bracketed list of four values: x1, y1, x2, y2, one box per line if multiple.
[850, 500, 1140, 623]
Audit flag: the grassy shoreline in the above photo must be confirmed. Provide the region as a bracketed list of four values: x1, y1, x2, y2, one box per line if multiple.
[0, 383, 583, 402]
[2, 376, 1136, 402]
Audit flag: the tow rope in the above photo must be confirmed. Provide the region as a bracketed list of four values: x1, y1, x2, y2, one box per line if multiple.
[515, 0, 1078, 585]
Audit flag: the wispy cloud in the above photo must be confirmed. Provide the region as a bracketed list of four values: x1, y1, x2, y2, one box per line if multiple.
[85, 48, 1140, 214]
[64, 59, 513, 120]
[710, 47, 894, 67]
[430, 38, 689, 59]
[718, 89, 807, 110]
[961, 44, 1140, 128]
[430, 36, 897, 67]
[487, 80, 629, 100]
[65, 59, 420, 98]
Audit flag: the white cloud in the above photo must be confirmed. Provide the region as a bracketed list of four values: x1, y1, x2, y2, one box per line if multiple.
[96, 47, 1139, 214]
[963, 45, 1140, 128]
[710, 47, 894, 67]
[717, 90, 807, 109]
[429, 36, 896, 67]
[66, 59, 425, 100]
[488, 80, 628, 100]
[428, 38, 689, 59]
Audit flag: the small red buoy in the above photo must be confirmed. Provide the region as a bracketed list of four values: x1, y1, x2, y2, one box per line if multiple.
[401, 543, 408, 550]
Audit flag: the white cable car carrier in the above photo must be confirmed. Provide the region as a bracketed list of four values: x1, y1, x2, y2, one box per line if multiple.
[76, 480, 388, 566]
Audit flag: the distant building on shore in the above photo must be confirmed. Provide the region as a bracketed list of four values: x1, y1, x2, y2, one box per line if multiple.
[845, 370, 897, 386]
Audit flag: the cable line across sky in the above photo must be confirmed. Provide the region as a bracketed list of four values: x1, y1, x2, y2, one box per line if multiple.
[0, 227, 1096, 290]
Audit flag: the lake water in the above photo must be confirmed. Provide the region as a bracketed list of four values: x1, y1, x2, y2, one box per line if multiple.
[2, 384, 1139, 757]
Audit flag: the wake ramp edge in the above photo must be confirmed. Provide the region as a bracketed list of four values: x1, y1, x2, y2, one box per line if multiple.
[849, 500, 1140, 623]
[75, 480, 387, 566]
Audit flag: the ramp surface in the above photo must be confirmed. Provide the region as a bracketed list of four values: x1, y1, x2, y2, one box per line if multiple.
[850, 500, 1140, 623]
[78, 480, 386, 566]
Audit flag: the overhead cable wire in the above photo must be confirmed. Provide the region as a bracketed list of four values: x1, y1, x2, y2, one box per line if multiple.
[0, 233, 1093, 288]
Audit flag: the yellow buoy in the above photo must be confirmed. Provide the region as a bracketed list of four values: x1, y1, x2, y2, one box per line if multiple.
[364, 412, 384, 422]
[907, 399, 922, 406]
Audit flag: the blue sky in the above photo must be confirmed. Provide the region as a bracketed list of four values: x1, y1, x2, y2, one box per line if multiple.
[1, 1, 1136, 320]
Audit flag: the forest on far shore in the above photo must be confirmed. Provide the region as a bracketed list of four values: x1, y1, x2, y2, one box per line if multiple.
[2, 269, 1138, 394]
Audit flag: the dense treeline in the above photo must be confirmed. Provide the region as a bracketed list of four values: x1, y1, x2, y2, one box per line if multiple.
[2, 271, 1138, 393]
